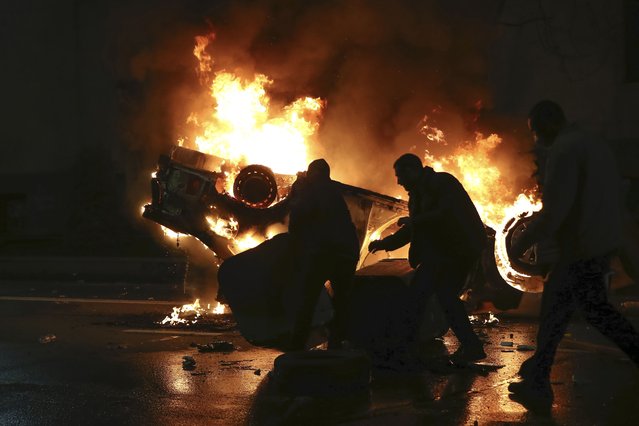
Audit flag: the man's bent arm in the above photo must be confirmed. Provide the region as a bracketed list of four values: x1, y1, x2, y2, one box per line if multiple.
[378, 224, 411, 251]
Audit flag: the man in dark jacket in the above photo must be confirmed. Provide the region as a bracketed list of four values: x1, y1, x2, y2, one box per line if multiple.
[369, 153, 487, 363]
[287, 159, 360, 350]
[508, 100, 639, 412]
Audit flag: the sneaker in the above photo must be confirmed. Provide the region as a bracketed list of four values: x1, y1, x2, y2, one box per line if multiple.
[508, 380, 553, 414]
[450, 344, 487, 364]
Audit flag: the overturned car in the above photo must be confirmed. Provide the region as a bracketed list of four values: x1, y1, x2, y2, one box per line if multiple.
[143, 146, 529, 351]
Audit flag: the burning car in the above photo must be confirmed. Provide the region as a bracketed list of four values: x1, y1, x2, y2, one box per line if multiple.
[140, 33, 551, 349]
[142, 145, 410, 264]
[142, 144, 534, 349]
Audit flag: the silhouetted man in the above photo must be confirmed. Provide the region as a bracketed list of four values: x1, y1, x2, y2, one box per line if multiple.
[368, 153, 487, 363]
[287, 159, 360, 350]
[508, 100, 639, 412]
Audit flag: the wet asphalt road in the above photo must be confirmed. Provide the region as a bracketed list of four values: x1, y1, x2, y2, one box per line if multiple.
[0, 288, 638, 425]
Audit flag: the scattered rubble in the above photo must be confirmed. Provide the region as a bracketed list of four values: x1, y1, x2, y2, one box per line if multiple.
[197, 340, 236, 353]
[516, 344, 535, 351]
[219, 359, 259, 372]
[182, 355, 197, 370]
[500, 341, 514, 347]
[38, 334, 57, 344]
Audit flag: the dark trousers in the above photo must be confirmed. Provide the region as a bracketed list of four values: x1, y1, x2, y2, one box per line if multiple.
[289, 251, 357, 349]
[406, 256, 482, 349]
[528, 255, 639, 382]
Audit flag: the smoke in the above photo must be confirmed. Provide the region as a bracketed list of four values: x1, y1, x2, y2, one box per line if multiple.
[110, 0, 535, 202]
[196, 0, 534, 194]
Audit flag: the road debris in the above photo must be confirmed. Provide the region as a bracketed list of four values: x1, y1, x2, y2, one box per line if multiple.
[38, 334, 57, 344]
[182, 355, 196, 370]
[197, 340, 236, 353]
[517, 344, 536, 351]
[219, 359, 259, 372]
[500, 341, 514, 347]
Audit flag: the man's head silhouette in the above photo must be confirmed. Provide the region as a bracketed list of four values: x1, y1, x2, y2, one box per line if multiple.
[306, 158, 331, 182]
[393, 153, 424, 192]
[528, 100, 567, 146]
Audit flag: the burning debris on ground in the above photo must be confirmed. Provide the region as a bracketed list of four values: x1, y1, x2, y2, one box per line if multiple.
[159, 299, 232, 326]
[468, 312, 501, 326]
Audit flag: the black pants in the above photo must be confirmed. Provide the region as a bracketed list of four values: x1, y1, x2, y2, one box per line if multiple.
[406, 256, 482, 349]
[289, 251, 357, 349]
[528, 255, 639, 382]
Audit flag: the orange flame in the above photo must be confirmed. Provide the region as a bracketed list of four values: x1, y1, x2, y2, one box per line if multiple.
[425, 133, 516, 229]
[160, 298, 229, 326]
[493, 193, 543, 291]
[206, 216, 238, 240]
[192, 72, 323, 176]
[186, 33, 323, 177]
[171, 33, 322, 251]
[194, 34, 215, 83]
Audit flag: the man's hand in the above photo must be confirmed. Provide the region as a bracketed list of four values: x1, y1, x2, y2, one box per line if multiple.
[397, 216, 411, 227]
[368, 239, 386, 253]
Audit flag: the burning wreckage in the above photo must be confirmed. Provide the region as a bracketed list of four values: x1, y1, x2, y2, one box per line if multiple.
[143, 145, 538, 351]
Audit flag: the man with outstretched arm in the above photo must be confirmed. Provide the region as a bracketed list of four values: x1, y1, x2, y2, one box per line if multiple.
[368, 153, 487, 363]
